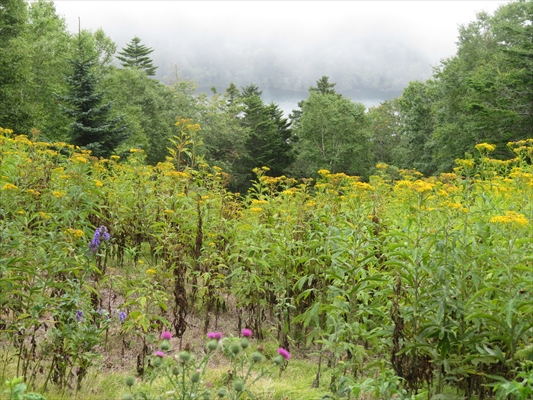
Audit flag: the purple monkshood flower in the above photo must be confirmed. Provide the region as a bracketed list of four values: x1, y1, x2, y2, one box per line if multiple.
[207, 332, 223, 340]
[277, 347, 291, 360]
[154, 351, 166, 357]
[241, 328, 253, 338]
[118, 311, 127, 323]
[89, 226, 110, 253]
[161, 331, 172, 340]
[76, 310, 83, 322]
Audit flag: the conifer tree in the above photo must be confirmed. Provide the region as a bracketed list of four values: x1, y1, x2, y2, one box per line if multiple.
[117, 36, 157, 76]
[59, 33, 128, 158]
[240, 88, 294, 178]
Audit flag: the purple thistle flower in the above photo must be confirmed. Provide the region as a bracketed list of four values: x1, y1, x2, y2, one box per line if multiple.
[118, 311, 127, 323]
[241, 328, 253, 337]
[277, 347, 291, 360]
[76, 310, 83, 322]
[161, 331, 172, 340]
[89, 226, 110, 253]
[154, 351, 166, 357]
[207, 332, 222, 340]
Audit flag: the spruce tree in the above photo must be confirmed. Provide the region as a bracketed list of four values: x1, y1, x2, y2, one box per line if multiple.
[240, 89, 294, 177]
[117, 37, 157, 76]
[59, 34, 128, 158]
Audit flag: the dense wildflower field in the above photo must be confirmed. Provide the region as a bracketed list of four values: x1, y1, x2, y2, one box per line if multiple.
[1, 127, 533, 399]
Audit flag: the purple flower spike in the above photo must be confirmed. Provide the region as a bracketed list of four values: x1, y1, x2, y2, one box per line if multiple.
[118, 311, 127, 323]
[277, 348, 291, 360]
[76, 310, 83, 322]
[161, 331, 172, 340]
[89, 226, 110, 253]
[241, 328, 253, 337]
[154, 351, 166, 357]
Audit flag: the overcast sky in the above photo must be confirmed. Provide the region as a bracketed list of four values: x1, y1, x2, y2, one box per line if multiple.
[53, 1, 509, 59]
[51, 1, 511, 97]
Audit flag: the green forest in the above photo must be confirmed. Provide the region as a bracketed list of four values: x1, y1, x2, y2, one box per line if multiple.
[2, 1, 533, 399]
[2, 0, 533, 190]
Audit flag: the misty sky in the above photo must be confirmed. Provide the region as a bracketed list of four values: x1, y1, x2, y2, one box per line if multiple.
[52, 1, 511, 96]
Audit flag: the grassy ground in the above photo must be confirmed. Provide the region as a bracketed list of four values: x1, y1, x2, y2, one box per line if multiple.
[1, 355, 335, 400]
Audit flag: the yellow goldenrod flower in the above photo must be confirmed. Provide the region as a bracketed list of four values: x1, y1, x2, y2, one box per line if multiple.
[490, 211, 529, 227]
[38, 211, 51, 219]
[251, 199, 268, 205]
[475, 143, 496, 152]
[2, 183, 18, 190]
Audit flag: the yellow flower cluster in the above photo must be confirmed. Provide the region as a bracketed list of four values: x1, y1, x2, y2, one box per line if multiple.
[38, 212, 51, 219]
[490, 211, 529, 227]
[2, 183, 18, 191]
[64, 228, 85, 238]
[412, 180, 435, 193]
[165, 170, 190, 179]
[475, 143, 496, 152]
[439, 173, 457, 181]
[72, 155, 88, 164]
[455, 158, 475, 170]
[26, 189, 40, 196]
[251, 199, 268, 205]
[52, 191, 66, 198]
[351, 181, 374, 191]
[146, 269, 157, 275]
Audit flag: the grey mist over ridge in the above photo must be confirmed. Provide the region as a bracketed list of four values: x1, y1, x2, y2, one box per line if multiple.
[53, 1, 510, 102]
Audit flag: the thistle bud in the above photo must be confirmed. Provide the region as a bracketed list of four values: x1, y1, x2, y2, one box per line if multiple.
[151, 356, 162, 367]
[125, 376, 135, 387]
[207, 339, 219, 351]
[179, 350, 191, 363]
[251, 351, 264, 363]
[230, 343, 241, 355]
[191, 371, 200, 383]
[233, 380, 244, 392]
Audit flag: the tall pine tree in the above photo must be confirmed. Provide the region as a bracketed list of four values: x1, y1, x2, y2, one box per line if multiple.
[117, 37, 157, 76]
[240, 87, 294, 178]
[59, 32, 128, 158]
